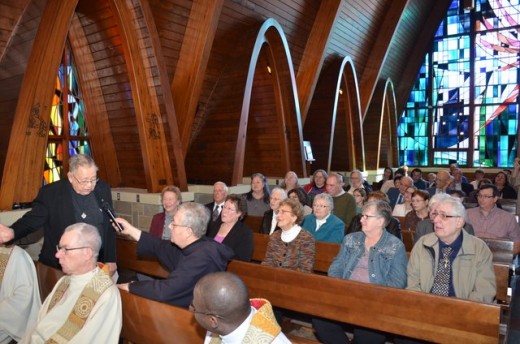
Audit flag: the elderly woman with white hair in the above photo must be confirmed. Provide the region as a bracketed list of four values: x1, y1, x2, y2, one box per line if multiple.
[301, 193, 345, 243]
[260, 187, 287, 235]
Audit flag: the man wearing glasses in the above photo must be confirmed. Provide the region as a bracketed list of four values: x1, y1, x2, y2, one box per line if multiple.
[0, 154, 117, 275]
[407, 196, 496, 302]
[466, 184, 520, 241]
[22, 223, 121, 343]
[115, 202, 234, 307]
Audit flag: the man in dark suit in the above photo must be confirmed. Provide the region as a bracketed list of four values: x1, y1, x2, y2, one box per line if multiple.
[205, 181, 228, 230]
[387, 176, 414, 209]
[427, 170, 452, 196]
[451, 168, 474, 195]
[0, 154, 117, 274]
[411, 168, 428, 190]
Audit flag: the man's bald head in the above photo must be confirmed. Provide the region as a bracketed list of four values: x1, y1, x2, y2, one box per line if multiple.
[192, 272, 250, 334]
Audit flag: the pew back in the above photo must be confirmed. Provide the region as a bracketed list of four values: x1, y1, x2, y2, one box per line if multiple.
[227, 260, 501, 343]
[117, 235, 168, 278]
[120, 290, 206, 344]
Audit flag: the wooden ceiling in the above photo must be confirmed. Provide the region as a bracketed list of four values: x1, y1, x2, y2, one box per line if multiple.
[0, 0, 452, 207]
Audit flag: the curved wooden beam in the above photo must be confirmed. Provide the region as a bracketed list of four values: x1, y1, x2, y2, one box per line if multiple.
[109, 0, 173, 192]
[233, 19, 305, 183]
[69, 14, 121, 186]
[0, 0, 79, 209]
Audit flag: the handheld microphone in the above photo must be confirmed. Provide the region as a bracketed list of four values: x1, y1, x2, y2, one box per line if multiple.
[103, 202, 124, 232]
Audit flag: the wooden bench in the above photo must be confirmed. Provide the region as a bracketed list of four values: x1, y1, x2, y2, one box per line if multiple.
[400, 229, 415, 252]
[119, 290, 205, 344]
[243, 215, 264, 233]
[227, 260, 501, 343]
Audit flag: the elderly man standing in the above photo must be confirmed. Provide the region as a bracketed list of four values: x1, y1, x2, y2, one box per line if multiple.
[22, 223, 121, 343]
[0, 245, 41, 343]
[325, 173, 356, 227]
[302, 193, 345, 243]
[116, 202, 234, 307]
[407, 197, 496, 303]
[0, 154, 117, 275]
[466, 184, 520, 241]
[192, 271, 291, 344]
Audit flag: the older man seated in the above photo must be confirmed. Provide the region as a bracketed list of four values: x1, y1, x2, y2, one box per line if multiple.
[116, 202, 234, 307]
[407, 197, 496, 303]
[22, 223, 121, 343]
[0, 245, 41, 343]
[302, 193, 345, 243]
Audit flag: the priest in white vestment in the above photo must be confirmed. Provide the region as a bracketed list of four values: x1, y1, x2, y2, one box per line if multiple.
[21, 223, 122, 343]
[0, 245, 41, 343]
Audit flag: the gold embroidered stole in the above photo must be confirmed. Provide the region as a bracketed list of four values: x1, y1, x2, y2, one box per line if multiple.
[209, 298, 281, 344]
[45, 268, 113, 344]
[0, 246, 14, 284]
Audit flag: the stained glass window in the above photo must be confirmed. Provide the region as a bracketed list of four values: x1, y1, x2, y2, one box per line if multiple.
[398, 0, 519, 168]
[44, 41, 91, 185]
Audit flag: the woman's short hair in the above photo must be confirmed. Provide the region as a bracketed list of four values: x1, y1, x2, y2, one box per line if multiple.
[225, 194, 247, 220]
[363, 200, 392, 228]
[279, 198, 304, 224]
[287, 188, 310, 206]
[161, 185, 182, 202]
[412, 189, 430, 201]
[313, 193, 334, 211]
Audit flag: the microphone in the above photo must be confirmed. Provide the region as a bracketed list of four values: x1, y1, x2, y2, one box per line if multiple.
[103, 202, 123, 232]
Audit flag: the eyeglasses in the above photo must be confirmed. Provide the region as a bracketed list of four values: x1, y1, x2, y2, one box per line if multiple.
[189, 303, 224, 319]
[313, 204, 329, 209]
[278, 209, 294, 215]
[430, 212, 460, 220]
[361, 214, 380, 220]
[477, 194, 495, 199]
[222, 206, 237, 212]
[72, 174, 99, 186]
[56, 245, 90, 254]
[170, 223, 190, 228]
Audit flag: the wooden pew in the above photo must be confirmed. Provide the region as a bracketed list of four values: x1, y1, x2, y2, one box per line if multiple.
[35, 261, 64, 300]
[117, 235, 168, 278]
[227, 260, 501, 344]
[401, 229, 415, 252]
[120, 290, 205, 344]
[243, 215, 264, 233]
[481, 237, 515, 264]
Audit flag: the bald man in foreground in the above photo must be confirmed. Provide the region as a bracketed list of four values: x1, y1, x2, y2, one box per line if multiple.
[191, 272, 291, 343]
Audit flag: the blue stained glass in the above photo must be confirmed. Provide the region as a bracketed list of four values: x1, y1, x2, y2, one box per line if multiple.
[398, 0, 519, 168]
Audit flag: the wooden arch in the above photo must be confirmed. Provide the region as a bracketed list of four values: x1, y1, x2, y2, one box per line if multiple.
[185, 18, 305, 185]
[363, 78, 398, 170]
[304, 56, 364, 173]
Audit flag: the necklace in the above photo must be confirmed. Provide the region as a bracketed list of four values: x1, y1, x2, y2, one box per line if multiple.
[72, 193, 91, 220]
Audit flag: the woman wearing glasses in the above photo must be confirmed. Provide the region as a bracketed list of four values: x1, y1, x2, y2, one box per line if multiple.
[403, 189, 430, 231]
[313, 200, 407, 344]
[301, 193, 345, 243]
[206, 194, 253, 262]
[261, 199, 315, 273]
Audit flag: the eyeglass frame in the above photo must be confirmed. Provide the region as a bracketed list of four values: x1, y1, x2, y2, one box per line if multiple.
[56, 245, 91, 254]
[189, 303, 225, 319]
[71, 174, 99, 186]
[430, 211, 460, 221]
[360, 214, 381, 220]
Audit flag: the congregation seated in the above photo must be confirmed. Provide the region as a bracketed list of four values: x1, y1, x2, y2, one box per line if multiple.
[414, 194, 475, 242]
[426, 172, 436, 188]
[259, 187, 286, 235]
[115, 202, 234, 307]
[205, 181, 228, 230]
[242, 173, 271, 216]
[261, 199, 315, 273]
[466, 178, 493, 204]
[450, 168, 474, 195]
[426, 170, 452, 196]
[470, 169, 485, 190]
[466, 184, 520, 241]
[352, 187, 367, 214]
[0, 245, 41, 343]
[344, 169, 373, 195]
[149, 185, 181, 239]
[387, 176, 413, 210]
[304, 169, 328, 203]
[403, 189, 429, 231]
[348, 191, 401, 239]
[192, 272, 291, 343]
[407, 196, 496, 303]
[392, 184, 415, 217]
[380, 167, 406, 194]
[287, 188, 312, 216]
[301, 193, 345, 244]
[206, 194, 253, 262]
[280, 170, 306, 197]
[493, 170, 517, 199]
[22, 223, 121, 343]
[313, 200, 407, 344]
